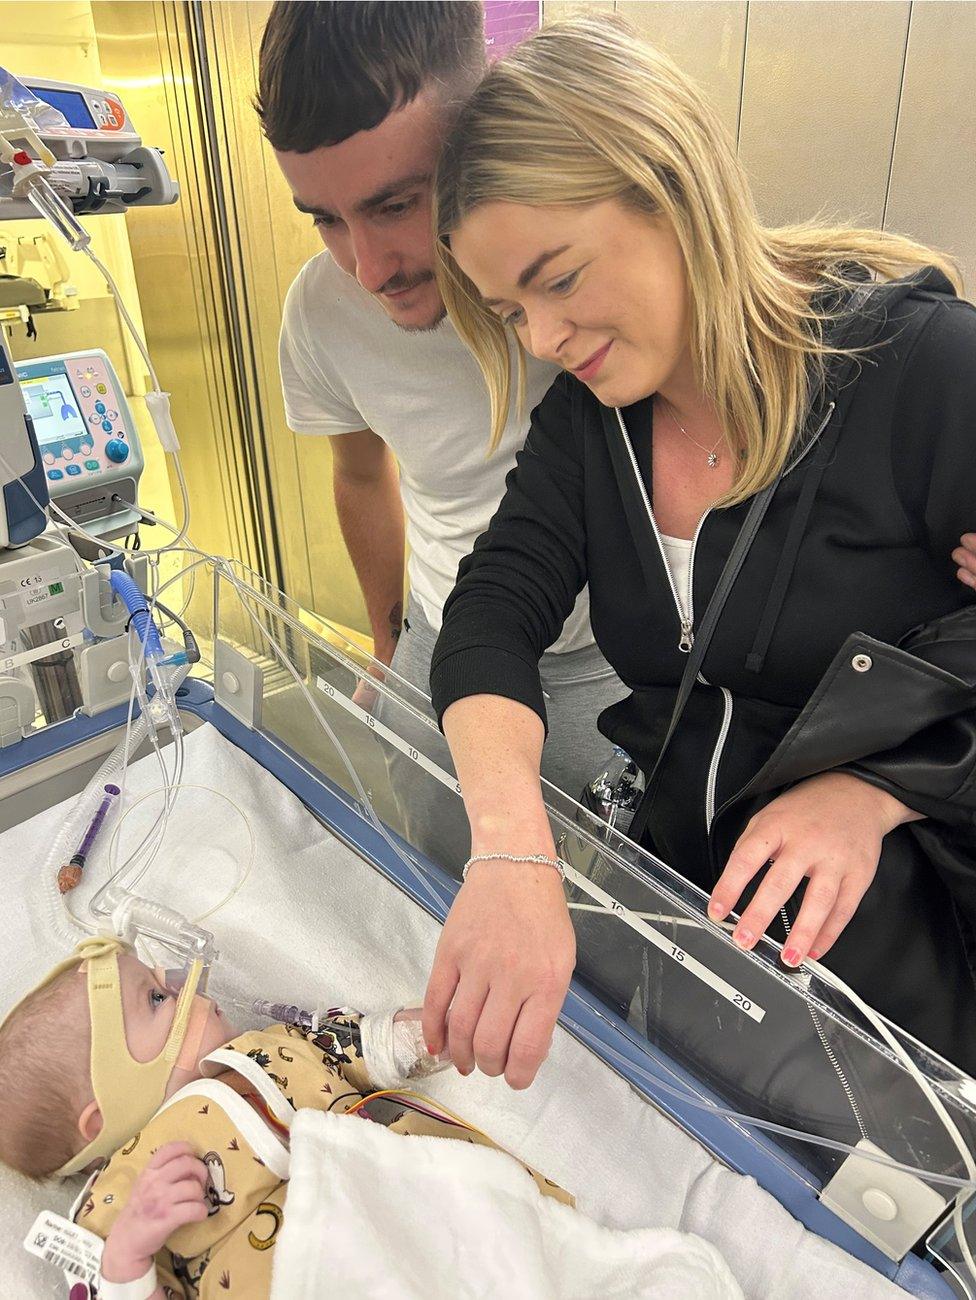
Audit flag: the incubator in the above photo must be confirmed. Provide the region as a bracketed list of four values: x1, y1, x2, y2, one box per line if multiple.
[1, 60, 976, 1300]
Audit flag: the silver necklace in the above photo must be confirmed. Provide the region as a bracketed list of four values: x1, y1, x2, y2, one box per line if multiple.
[660, 395, 723, 468]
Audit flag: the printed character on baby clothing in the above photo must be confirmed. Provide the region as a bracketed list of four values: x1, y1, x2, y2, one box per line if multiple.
[0, 937, 570, 1300]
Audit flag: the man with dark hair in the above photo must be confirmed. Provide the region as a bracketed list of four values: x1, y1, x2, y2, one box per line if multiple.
[257, 1, 484, 334]
[258, 0, 614, 695]
[256, 0, 622, 1092]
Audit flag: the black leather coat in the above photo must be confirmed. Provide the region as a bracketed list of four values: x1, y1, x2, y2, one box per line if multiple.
[709, 604, 976, 1072]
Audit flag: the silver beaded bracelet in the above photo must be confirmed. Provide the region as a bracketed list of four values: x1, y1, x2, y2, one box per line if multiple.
[462, 852, 567, 881]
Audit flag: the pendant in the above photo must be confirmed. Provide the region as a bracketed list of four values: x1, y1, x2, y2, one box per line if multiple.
[707, 452, 719, 468]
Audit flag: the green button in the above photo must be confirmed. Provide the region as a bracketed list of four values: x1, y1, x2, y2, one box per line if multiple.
[85, 459, 100, 470]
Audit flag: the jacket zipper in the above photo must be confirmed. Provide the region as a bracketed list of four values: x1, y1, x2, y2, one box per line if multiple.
[705, 690, 734, 832]
[615, 407, 707, 654]
[614, 401, 836, 836]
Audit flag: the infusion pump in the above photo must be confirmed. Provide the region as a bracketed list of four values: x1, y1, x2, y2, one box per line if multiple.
[0, 73, 178, 218]
[16, 350, 144, 540]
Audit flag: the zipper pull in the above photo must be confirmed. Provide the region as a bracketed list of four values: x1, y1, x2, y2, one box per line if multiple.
[679, 619, 694, 653]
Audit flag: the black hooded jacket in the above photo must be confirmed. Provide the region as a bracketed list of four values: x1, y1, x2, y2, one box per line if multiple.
[430, 268, 976, 1072]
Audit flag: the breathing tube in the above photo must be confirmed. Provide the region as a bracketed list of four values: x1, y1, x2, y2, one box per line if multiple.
[109, 569, 164, 660]
[107, 568, 185, 739]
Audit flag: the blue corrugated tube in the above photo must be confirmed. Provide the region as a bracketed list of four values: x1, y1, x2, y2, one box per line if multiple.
[108, 569, 164, 661]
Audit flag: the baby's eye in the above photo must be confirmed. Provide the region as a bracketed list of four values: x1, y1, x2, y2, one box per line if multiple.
[149, 987, 170, 1010]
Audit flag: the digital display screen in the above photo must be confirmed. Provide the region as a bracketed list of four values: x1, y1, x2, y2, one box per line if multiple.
[28, 86, 96, 131]
[21, 367, 88, 449]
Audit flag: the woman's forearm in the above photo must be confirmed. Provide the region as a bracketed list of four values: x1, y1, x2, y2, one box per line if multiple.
[442, 694, 556, 854]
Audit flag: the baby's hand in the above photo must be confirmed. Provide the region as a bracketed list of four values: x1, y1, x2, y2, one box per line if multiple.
[101, 1142, 210, 1283]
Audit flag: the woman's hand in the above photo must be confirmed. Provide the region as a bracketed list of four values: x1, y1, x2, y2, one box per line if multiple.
[952, 532, 976, 590]
[708, 772, 921, 967]
[101, 1142, 210, 1283]
[423, 861, 576, 1090]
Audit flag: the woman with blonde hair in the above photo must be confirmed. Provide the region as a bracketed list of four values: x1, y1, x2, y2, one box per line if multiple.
[420, 16, 976, 1090]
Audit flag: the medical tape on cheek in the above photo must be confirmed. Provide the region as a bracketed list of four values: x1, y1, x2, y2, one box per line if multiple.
[174, 996, 213, 1071]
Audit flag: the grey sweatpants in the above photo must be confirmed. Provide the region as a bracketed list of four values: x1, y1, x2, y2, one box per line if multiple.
[375, 593, 627, 873]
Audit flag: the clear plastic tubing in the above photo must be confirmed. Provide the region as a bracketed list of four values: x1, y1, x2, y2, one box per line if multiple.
[21, 166, 91, 252]
[253, 999, 318, 1033]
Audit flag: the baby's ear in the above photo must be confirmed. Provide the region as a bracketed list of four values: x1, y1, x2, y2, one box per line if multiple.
[77, 1099, 103, 1142]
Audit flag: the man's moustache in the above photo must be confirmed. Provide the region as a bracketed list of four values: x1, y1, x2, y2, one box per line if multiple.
[380, 272, 435, 294]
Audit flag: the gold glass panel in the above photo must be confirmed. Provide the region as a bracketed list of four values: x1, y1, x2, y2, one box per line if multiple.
[621, 2, 746, 139]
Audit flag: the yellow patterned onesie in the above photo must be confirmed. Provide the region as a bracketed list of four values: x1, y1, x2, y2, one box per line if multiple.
[75, 1014, 570, 1298]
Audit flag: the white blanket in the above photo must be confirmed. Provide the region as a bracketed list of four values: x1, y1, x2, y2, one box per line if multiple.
[0, 724, 905, 1299]
[272, 1109, 744, 1300]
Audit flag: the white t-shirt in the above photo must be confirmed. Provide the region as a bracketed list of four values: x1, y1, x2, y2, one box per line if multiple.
[279, 251, 594, 653]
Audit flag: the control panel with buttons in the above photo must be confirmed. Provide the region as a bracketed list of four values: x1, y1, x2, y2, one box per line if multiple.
[16, 350, 144, 539]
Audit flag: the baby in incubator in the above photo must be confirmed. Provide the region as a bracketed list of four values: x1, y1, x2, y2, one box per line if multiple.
[0, 936, 569, 1300]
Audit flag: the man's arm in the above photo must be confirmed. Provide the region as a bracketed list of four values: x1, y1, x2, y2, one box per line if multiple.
[331, 428, 406, 667]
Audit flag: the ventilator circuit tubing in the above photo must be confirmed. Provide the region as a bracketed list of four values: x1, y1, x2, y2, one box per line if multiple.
[108, 569, 164, 660]
[37, 562, 193, 948]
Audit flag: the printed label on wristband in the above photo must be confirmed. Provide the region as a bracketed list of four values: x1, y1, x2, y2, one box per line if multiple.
[24, 1209, 103, 1286]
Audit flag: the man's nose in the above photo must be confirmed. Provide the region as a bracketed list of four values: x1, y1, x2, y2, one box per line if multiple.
[351, 228, 398, 295]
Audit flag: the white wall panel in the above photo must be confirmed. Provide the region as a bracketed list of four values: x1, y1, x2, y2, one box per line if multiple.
[738, 2, 910, 228]
[885, 2, 976, 296]
[619, 2, 747, 141]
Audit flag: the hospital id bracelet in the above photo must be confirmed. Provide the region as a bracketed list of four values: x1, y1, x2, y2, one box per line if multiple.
[97, 1262, 158, 1300]
[462, 852, 567, 881]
